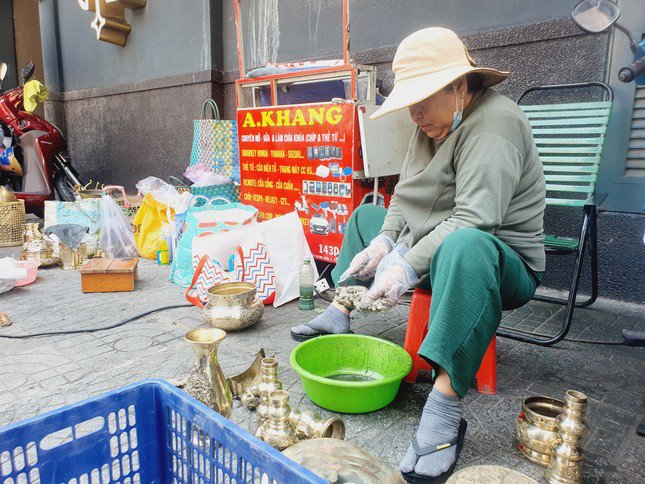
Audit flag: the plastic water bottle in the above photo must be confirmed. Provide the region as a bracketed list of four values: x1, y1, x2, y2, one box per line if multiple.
[299, 258, 315, 310]
[156, 236, 170, 265]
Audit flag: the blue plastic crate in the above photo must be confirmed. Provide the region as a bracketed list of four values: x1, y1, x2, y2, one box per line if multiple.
[0, 379, 324, 483]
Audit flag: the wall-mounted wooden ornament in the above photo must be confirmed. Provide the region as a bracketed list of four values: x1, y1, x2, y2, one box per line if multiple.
[78, 0, 146, 47]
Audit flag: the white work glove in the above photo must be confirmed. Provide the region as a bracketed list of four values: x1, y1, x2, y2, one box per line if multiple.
[359, 243, 419, 308]
[338, 234, 395, 283]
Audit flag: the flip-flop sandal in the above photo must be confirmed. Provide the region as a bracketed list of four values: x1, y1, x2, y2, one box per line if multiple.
[290, 328, 354, 342]
[401, 419, 468, 484]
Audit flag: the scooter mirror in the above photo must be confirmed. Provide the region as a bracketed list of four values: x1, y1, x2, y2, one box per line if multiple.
[0, 62, 7, 83]
[20, 61, 35, 84]
[572, 0, 620, 33]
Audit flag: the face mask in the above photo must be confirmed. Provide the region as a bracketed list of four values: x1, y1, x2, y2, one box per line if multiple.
[450, 88, 465, 133]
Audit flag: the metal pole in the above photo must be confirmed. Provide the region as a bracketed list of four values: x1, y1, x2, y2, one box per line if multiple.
[343, 0, 350, 65]
[234, 0, 246, 79]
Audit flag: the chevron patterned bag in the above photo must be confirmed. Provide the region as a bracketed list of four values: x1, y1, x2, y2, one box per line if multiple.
[186, 241, 276, 308]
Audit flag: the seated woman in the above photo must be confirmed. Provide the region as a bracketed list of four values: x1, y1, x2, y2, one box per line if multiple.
[291, 27, 546, 482]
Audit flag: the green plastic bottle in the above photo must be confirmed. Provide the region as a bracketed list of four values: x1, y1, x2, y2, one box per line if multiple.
[299, 258, 315, 310]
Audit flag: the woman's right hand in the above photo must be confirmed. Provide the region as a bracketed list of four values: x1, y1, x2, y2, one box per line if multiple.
[338, 234, 395, 282]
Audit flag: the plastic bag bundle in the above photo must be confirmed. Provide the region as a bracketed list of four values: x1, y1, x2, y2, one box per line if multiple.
[135, 176, 192, 215]
[99, 194, 139, 258]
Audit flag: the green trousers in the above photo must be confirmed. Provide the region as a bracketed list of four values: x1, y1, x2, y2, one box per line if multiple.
[331, 205, 540, 397]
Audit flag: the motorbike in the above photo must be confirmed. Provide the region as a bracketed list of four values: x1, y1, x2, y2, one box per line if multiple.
[0, 61, 83, 214]
[572, 0, 645, 85]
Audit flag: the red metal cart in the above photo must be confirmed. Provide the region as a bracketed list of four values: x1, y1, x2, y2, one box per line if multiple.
[234, 0, 412, 264]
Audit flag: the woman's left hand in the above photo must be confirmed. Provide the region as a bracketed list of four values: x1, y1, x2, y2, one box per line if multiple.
[360, 244, 419, 308]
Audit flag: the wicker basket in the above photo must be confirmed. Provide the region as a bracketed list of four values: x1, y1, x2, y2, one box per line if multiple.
[0, 200, 26, 247]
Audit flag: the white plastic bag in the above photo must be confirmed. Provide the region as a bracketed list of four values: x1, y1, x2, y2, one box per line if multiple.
[256, 212, 317, 307]
[99, 195, 139, 258]
[135, 176, 192, 215]
[0, 258, 27, 295]
[192, 171, 231, 187]
[190, 211, 314, 306]
[183, 162, 210, 183]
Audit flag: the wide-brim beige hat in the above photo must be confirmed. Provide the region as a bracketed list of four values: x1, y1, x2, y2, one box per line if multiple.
[371, 27, 510, 119]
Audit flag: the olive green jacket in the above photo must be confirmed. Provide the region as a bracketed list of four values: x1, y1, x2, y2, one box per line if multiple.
[379, 88, 546, 276]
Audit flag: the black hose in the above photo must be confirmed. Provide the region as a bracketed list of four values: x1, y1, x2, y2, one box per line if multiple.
[497, 325, 625, 346]
[0, 304, 193, 339]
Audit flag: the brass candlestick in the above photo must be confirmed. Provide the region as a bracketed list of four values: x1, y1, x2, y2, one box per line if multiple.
[259, 390, 298, 450]
[255, 357, 283, 428]
[544, 390, 588, 484]
[289, 409, 346, 441]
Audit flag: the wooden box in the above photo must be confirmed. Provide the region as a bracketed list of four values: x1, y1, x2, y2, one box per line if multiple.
[79, 258, 139, 293]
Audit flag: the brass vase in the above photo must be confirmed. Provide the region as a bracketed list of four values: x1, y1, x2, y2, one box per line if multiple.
[183, 328, 233, 418]
[255, 357, 283, 427]
[20, 223, 59, 267]
[544, 390, 588, 484]
[259, 390, 298, 450]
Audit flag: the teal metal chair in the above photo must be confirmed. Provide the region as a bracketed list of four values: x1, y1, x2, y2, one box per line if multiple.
[497, 82, 613, 346]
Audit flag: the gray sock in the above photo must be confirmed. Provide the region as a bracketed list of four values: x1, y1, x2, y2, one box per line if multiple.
[291, 304, 350, 336]
[399, 387, 463, 477]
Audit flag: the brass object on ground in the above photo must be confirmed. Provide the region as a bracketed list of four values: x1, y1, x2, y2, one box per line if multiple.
[255, 357, 282, 426]
[544, 390, 588, 484]
[20, 223, 59, 267]
[283, 438, 405, 484]
[447, 465, 539, 483]
[257, 390, 298, 450]
[248, 356, 346, 444]
[289, 408, 346, 440]
[203, 281, 264, 331]
[183, 328, 233, 418]
[0, 312, 11, 328]
[227, 348, 266, 397]
[59, 242, 88, 270]
[516, 396, 565, 466]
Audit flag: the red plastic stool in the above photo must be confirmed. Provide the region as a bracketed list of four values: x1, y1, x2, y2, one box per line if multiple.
[403, 288, 497, 394]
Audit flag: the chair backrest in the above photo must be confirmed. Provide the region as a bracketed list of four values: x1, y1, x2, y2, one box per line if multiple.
[518, 83, 613, 208]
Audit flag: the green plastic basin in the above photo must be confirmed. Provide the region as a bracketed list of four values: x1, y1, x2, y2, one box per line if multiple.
[290, 334, 412, 413]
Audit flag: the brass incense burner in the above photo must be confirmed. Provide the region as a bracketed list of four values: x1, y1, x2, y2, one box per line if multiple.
[516, 396, 565, 466]
[203, 282, 264, 331]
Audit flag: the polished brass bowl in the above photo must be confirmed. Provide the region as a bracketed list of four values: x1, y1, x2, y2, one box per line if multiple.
[516, 396, 565, 466]
[203, 282, 264, 331]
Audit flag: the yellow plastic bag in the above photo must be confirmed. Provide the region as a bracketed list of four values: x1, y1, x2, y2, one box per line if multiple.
[132, 193, 175, 259]
[24, 80, 49, 112]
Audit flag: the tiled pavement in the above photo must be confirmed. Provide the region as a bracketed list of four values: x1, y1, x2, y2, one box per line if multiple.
[0, 254, 643, 482]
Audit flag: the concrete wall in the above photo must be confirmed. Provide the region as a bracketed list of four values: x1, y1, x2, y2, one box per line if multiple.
[222, 0, 575, 72]
[38, 0, 215, 91]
